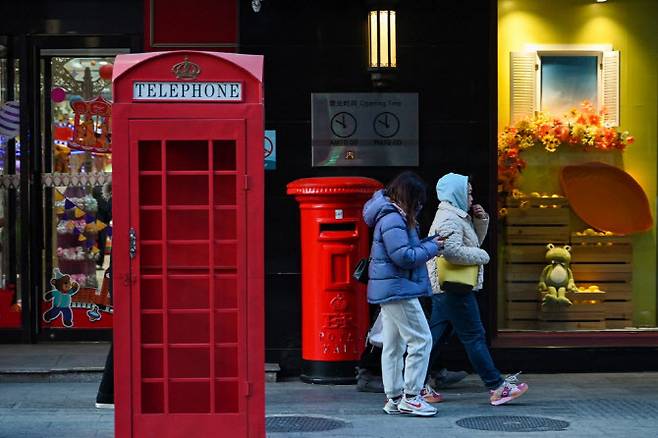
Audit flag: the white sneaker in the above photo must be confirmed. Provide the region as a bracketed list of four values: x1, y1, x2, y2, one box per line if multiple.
[95, 402, 115, 409]
[383, 398, 401, 415]
[397, 395, 437, 417]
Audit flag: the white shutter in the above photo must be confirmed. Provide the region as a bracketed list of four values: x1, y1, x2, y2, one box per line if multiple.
[510, 52, 539, 124]
[601, 50, 620, 127]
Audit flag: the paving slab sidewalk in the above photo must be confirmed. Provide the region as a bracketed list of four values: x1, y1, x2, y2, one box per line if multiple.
[2, 372, 656, 437]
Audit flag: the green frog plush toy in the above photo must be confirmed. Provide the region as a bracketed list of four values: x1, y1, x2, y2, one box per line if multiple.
[538, 243, 577, 307]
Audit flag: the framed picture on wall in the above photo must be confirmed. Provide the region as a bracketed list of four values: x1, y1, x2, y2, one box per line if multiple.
[510, 44, 619, 126]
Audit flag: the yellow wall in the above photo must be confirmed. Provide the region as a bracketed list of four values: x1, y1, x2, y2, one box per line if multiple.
[498, 0, 658, 325]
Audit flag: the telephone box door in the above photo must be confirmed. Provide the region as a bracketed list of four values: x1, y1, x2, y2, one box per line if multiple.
[128, 119, 248, 436]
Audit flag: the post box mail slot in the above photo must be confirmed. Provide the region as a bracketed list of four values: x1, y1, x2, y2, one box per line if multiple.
[319, 222, 357, 232]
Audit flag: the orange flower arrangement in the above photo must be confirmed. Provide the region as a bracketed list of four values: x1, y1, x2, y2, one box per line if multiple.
[498, 101, 634, 201]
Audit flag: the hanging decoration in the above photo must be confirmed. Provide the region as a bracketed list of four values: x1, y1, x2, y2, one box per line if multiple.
[53, 188, 111, 263]
[0, 101, 20, 138]
[98, 64, 113, 81]
[51, 87, 67, 103]
[69, 96, 112, 153]
[498, 100, 634, 204]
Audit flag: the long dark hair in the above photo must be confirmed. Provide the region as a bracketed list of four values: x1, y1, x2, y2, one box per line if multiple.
[385, 171, 427, 228]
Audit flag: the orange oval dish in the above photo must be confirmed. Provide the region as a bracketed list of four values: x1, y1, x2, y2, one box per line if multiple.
[560, 162, 653, 235]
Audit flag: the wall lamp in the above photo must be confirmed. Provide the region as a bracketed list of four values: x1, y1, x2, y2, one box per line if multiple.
[368, 7, 397, 88]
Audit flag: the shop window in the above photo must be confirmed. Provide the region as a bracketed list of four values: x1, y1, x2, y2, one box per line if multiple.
[43, 56, 116, 330]
[499, 15, 656, 334]
[0, 47, 21, 329]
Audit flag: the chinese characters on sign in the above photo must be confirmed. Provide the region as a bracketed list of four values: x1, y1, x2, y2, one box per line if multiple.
[312, 93, 419, 167]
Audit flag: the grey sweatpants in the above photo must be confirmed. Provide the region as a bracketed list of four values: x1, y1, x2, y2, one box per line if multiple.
[380, 298, 432, 398]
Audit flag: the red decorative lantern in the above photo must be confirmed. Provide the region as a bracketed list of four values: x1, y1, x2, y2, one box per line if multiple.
[69, 96, 112, 153]
[99, 64, 113, 81]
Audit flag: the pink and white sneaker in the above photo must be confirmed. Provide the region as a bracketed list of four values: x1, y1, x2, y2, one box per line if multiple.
[489, 372, 528, 406]
[420, 384, 443, 404]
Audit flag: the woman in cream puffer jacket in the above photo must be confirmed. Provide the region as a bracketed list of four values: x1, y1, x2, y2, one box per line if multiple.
[423, 173, 529, 405]
[426, 177, 489, 293]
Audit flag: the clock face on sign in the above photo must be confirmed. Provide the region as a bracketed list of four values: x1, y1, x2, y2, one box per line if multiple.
[330, 112, 357, 138]
[373, 112, 400, 138]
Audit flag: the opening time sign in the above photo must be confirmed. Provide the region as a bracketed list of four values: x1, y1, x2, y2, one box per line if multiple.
[133, 81, 242, 102]
[312, 93, 418, 167]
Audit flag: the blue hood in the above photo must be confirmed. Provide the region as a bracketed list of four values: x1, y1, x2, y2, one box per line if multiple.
[436, 173, 468, 212]
[363, 189, 399, 227]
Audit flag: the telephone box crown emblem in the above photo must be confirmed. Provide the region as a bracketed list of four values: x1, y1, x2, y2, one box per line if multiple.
[172, 56, 201, 80]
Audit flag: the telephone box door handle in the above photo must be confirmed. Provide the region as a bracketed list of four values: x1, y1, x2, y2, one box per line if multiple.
[129, 228, 137, 259]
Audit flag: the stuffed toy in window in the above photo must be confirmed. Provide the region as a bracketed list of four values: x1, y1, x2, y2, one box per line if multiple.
[538, 243, 577, 307]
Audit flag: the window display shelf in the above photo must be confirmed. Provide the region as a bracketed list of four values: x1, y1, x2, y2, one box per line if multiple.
[503, 197, 633, 331]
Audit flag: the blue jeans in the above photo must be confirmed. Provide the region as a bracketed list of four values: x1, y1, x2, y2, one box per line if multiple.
[427, 290, 504, 390]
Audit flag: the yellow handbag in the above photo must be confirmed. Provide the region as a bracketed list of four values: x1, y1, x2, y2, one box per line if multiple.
[436, 256, 479, 288]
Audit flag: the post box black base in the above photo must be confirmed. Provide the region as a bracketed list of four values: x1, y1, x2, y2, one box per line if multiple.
[300, 360, 358, 384]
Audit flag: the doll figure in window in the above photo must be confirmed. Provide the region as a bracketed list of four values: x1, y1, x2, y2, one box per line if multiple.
[538, 244, 577, 307]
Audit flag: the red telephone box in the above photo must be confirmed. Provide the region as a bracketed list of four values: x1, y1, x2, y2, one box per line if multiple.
[112, 51, 264, 438]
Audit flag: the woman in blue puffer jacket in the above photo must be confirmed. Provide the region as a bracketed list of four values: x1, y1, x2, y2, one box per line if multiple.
[362, 171, 445, 417]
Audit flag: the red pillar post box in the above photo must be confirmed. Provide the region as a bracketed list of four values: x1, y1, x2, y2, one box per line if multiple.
[287, 177, 382, 383]
[112, 51, 264, 437]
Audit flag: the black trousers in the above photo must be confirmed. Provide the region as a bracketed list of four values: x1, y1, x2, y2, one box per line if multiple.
[96, 343, 114, 402]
